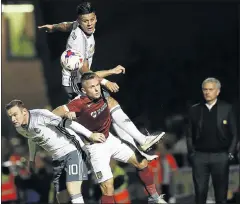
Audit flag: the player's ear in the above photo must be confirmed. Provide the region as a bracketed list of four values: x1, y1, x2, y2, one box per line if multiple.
[81, 87, 86, 94]
[22, 108, 28, 116]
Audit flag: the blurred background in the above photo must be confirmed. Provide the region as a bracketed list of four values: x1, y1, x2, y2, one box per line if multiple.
[1, 0, 240, 203]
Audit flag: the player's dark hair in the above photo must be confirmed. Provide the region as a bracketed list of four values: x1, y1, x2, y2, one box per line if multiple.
[5, 99, 25, 110]
[81, 72, 97, 85]
[77, 1, 96, 15]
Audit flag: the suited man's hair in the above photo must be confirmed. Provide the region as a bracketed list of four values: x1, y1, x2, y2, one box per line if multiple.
[202, 77, 221, 89]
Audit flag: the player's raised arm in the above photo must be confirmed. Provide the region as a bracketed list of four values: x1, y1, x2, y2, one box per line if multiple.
[38, 109, 91, 139]
[52, 105, 76, 119]
[95, 65, 125, 78]
[38, 21, 75, 33]
[80, 60, 124, 81]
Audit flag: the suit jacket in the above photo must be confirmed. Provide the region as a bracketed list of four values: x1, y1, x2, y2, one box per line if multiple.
[186, 100, 238, 154]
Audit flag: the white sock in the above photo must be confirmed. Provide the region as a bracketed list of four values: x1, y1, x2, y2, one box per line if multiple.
[112, 122, 137, 147]
[110, 105, 146, 145]
[112, 122, 152, 159]
[71, 193, 84, 203]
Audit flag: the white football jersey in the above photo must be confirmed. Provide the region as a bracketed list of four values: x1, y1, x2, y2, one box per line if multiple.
[62, 21, 95, 93]
[16, 109, 80, 160]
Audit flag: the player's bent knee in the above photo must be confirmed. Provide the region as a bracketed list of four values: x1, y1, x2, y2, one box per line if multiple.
[66, 181, 82, 196]
[56, 190, 70, 204]
[107, 96, 119, 109]
[137, 158, 148, 169]
[128, 153, 148, 170]
[99, 178, 114, 196]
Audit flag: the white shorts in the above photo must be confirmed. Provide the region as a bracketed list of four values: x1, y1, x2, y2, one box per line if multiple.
[86, 133, 135, 183]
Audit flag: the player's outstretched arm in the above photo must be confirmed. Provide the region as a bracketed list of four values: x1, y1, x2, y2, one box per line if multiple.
[78, 59, 121, 93]
[63, 119, 106, 143]
[95, 65, 125, 78]
[52, 105, 74, 118]
[52, 106, 106, 143]
[38, 21, 74, 33]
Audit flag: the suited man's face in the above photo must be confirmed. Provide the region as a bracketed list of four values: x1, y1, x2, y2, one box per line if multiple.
[202, 82, 220, 103]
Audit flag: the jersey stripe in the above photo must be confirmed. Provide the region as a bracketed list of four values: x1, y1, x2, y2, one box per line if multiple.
[56, 125, 82, 151]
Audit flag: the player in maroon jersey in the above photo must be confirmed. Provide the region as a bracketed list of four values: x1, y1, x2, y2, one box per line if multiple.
[53, 72, 167, 203]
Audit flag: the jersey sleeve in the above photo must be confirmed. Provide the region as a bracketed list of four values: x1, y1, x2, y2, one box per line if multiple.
[37, 109, 62, 126]
[72, 21, 79, 30]
[65, 99, 84, 112]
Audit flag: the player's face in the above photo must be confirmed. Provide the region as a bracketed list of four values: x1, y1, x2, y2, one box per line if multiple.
[7, 106, 28, 127]
[82, 77, 101, 99]
[78, 13, 97, 35]
[202, 82, 220, 103]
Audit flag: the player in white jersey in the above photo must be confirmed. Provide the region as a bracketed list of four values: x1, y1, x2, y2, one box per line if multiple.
[5, 99, 106, 204]
[38, 1, 165, 157]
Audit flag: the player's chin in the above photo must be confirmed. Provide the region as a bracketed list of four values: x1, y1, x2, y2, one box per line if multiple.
[13, 123, 21, 127]
[94, 94, 101, 99]
[85, 29, 94, 35]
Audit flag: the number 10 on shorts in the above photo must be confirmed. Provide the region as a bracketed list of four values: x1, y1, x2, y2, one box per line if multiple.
[68, 164, 78, 175]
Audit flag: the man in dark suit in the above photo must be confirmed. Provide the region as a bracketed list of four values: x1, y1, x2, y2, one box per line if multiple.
[186, 77, 238, 204]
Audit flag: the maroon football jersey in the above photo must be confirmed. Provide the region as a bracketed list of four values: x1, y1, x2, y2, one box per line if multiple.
[66, 96, 111, 138]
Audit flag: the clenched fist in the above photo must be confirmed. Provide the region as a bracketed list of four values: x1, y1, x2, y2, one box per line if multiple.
[64, 112, 76, 120]
[110, 65, 126, 75]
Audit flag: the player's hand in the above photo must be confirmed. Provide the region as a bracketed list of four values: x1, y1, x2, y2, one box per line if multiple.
[28, 161, 35, 174]
[64, 112, 76, 120]
[111, 65, 126, 75]
[105, 81, 119, 93]
[89, 133, 106, 143]
[38, 24, 54, 33]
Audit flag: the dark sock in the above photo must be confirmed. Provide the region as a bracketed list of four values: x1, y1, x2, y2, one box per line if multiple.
[101, 195, 115, 203]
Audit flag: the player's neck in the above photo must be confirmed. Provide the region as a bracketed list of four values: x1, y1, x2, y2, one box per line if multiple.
[87, 96, 101, 103]
[22, 111, 30, 127]
[79, 25, 92, 37]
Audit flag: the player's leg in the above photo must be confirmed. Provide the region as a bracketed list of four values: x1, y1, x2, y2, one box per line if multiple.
[109, 134, 167, 204]
[112, 121, 158, 161]
[65, 150, 88, 203]
[86, 142, 116, 203]
[127, 153, 167, 203]
[66, 181, 83, 203]
[99, 178, 116, 203]
[107, 96, 165, 151]
[56, 190, 70, 204]
[52, 158, 71, 203]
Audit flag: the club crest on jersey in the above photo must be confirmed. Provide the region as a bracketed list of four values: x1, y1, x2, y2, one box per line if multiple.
[88, 44, 95, 57]
[96, 171, 103, 180]
[90, 103, 107, 118]
[34, 128, 41, 134]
